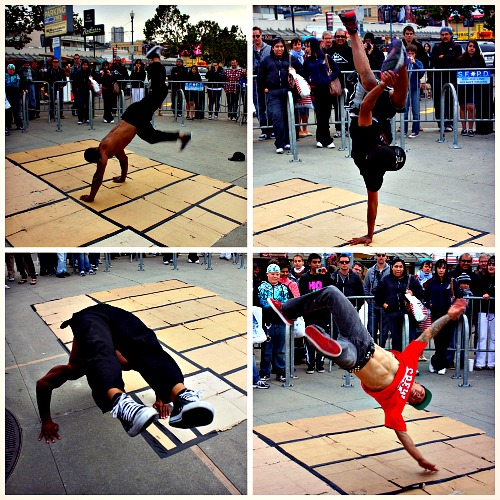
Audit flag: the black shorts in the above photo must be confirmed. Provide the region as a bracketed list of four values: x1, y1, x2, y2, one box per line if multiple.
[350, 118, 385, 192]
[121, 102, 154, 129]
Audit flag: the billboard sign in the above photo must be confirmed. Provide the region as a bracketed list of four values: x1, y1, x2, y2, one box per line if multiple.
[84, 9, 95, 29]
[44, 5, 74, 37]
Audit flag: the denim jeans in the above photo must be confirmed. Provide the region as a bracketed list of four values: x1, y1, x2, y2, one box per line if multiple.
[282, 286, 373, 369]
[386, 312, 417, 352]
[266, 89, 289, 148]
[253, 83, 268, 131]
[56, 253, 67, 275]
[77, 253, 91, 273]
[207, 89, 222, 115]
[253, 355, 260, 384]
[404, 87, 420, 134]
[367, 302, 390, 348]
[259, 324, 286, 377]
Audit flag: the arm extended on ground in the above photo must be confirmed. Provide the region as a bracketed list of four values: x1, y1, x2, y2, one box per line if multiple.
[395, 429, 438, 471]
[36, 362, 85, 443]
[80, 155, 108, 202]
[416, 298, 466, 343]
[348, 190, 378, 245]
[113, 149, 128, 183]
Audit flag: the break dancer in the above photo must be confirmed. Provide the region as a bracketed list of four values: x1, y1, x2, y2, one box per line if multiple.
[37, 303, 214, 443]
[340, 11, 409, 245]
[268, 286, 467, 471]
[81, 46, 191, 202]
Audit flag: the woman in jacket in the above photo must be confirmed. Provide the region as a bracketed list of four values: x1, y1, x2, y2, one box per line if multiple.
[130, 60, 146, 103]
[475, 257, 495, 369]
[98, 61, 117, 123]
[375, 257, 424, 352]
[73, 59, 91, 124]
[206, 62, 224, 120]
[303, 37, 341, 149]
[258, 37, 291, 154]
[185, 65, 202, 120]
[456, 40, 486, 137]
[423, 259, 461, 374]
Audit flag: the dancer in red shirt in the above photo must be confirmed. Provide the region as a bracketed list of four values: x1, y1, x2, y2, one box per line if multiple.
[268, 285, 466, 471]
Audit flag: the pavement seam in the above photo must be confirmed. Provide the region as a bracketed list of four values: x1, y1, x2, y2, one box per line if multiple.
[5, 353, 67, 371]
[191, 444, 241, 495]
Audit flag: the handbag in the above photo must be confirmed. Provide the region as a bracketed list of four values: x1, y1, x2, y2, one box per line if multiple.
[89, 77, 100, 95]
[325, 55, 342, 96]
[405, 293, 428, 322]
[252, 306, 268, 344]
[293, 316, 306, 338]
[112, 81, 120, 94]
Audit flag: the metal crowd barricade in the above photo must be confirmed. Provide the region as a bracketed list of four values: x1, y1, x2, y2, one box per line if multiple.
[21, 92, 28, 132]
[437, 82, 461, 149]
[173, 89, 186, 126]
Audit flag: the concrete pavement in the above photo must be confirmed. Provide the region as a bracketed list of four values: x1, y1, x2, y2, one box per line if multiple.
[5, 103, 247, 247]
[253, 119, 495, 237]
[5, 253, 247, 495]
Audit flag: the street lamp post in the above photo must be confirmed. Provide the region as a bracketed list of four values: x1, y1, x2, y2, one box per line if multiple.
[130, 10, 135, 67]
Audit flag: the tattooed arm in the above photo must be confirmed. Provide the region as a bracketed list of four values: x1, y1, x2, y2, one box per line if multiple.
[416, 298, 466, 343]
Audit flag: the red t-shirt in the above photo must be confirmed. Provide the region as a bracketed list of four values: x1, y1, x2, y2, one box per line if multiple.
[361, 341, 427, 431]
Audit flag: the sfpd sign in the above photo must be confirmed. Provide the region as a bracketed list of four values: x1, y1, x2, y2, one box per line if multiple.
[457, 69, 491, 85]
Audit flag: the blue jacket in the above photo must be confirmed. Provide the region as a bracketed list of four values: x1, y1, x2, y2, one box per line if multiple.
[407, 58, 425, 90]
[257, 281, 291, 323]
[304, 54, 340, 91]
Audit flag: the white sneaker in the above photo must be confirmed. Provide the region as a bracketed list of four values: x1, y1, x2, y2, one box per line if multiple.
[276, 147, 284, 154]
[112, 393, 158, 437]
[258, 133, 268, 141]
[316, 142, 323, 148]
[80, 270, 85, 276]
[284, 144, 290, 151]
[429, 362, 435, 373]
[326, 141, 336, 149]
[169, 389, 214, 428]
[437, 368, 446, 375]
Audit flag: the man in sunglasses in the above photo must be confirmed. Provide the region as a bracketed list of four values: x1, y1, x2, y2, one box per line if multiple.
[253, 27, 271, 140]
[268, 286, 467, 471]
[364, 252, 391, 346]
[450, 253, 480, 294]
[339, 11, 409, 246]
[328, 28, 355, 137]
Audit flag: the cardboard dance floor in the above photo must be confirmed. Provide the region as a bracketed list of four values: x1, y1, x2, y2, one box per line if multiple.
[6, 140, 246, 246]
[32, 279, 247, 458]
[254, 407, 494, 495]
[254, 179, 495, 247]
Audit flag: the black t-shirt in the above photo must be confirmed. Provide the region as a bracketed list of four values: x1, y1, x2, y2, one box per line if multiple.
[350, 117, 385, 192]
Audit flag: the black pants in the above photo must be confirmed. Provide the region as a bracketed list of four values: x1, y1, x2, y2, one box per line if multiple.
[282, 286, 374, 370]
[226, 91, 240, 119]
[14, 253, 36, 280]
[67, 304, 184, 412]
[121, 102, 179, 144]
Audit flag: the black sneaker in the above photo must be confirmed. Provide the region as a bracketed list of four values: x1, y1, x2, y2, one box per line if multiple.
[180, 132, 192, 151]
[111, 393, 159, 437]
[339, 11, 358, 34]
[169, 389, 214, 429]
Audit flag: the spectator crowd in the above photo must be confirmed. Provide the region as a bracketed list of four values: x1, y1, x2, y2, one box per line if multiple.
[253, 252, 495, 389]
[252, 24, 494, 154]
[5, 52, 247, 133]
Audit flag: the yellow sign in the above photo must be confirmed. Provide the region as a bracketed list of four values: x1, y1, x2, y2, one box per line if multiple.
[44, 5, 74, 38]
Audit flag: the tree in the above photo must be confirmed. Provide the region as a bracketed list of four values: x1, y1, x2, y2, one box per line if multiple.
[143, 6, 190, 55]
[5, 5, 84, 49]
[413, 5, 494, 33]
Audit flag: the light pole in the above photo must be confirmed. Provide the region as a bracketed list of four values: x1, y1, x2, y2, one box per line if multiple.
[130, 10, 135, 67]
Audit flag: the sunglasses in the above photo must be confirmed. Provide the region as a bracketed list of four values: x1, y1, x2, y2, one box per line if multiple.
[488, 262, 495, 266]
[252, 34, 261, 38]
[461, 259, 472, 263]
[335, 35, 347, 39]
[376, 254, 386, 257]
[339, 260, 350, 264]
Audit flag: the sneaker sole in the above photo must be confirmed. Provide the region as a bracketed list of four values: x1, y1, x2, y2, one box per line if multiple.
[127, 408, 159, 437]
[266, 298, 293, 325]
[305, 326, 342, 357]
[169, 401, 215, 429]
[381, 41, 405, 74]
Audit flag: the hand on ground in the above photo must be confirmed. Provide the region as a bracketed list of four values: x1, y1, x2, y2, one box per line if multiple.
[38, 420, 60, 443]
[348, 235, 372, 246]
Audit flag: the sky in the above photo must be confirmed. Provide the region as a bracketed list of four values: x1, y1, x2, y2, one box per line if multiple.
[73, 5, 248, 42]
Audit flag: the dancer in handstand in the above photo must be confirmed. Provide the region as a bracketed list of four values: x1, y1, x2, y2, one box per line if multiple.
[268, 286, 466, 471]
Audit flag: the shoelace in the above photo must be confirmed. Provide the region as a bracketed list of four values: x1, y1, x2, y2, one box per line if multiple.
[178, 389, 202, 403]
[112, 395, 139, 422]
